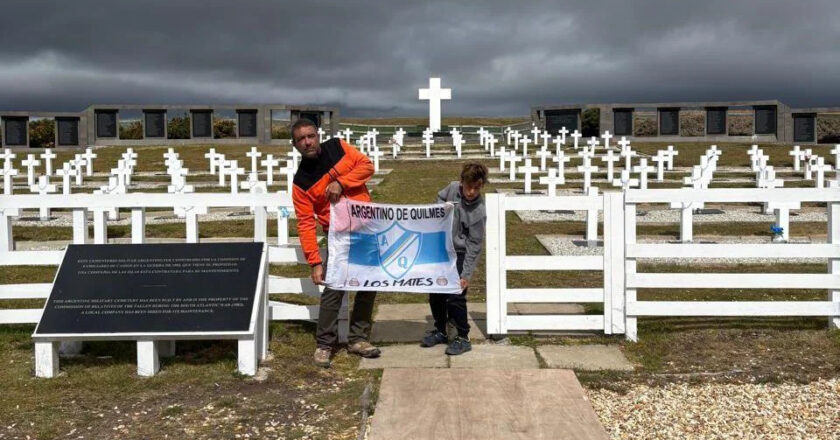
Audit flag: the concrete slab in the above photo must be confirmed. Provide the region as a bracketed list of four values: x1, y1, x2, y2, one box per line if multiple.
[512, 303, 585, 315]
[358, 344, 448, 369]
[449, 344, 539, 369]
[370, 368, 609, 440]
[371, 318, 487, 343]
[537, 345, 635, 371]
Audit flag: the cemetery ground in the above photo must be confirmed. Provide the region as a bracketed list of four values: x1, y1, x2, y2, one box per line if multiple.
[2, 141, 840, 439]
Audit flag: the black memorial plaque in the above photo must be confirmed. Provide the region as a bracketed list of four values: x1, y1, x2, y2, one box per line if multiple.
[191, 110, 212, 137]
[754, 106, 777, 135]
[614, 109, 633, 136]
[658, 108, 679, 135]
[706, 108, 727, 135]
[144, 110, 166, 138]
[793, 114, 815, 142]
[3, 117, 28, 146]
[95, 110, 117, 138]
[57, 117, 80, 146]
[545, 110, 579, 133]
[34, 243, 263, 336]
[237, 110, 258, 137]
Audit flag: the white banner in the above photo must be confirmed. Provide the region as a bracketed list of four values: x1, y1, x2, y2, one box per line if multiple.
[325, 198, 461, 294]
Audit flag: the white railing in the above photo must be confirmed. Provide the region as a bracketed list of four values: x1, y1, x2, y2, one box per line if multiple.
[485, 192, 626, 335]
[0, 192, 346, 332]
[623, 188, 840, 341]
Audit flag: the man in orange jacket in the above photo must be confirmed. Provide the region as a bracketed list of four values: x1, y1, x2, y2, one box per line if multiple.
[290, 118, 381, 368]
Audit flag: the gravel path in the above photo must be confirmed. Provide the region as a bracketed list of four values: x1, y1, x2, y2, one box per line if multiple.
[587, 379, 840, 440]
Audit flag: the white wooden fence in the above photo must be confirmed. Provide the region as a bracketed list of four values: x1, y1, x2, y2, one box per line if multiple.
[486, 189, 840, 340]
[0, 192, 344, 334]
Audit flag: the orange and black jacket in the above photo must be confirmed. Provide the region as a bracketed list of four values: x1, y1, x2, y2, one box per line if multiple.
[292, 138, 373, 266]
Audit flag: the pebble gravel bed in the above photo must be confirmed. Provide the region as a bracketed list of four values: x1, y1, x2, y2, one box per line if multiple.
[587, 379, 840, 440]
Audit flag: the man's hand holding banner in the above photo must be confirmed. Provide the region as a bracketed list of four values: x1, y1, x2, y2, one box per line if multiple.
[325, 198, 462, 294]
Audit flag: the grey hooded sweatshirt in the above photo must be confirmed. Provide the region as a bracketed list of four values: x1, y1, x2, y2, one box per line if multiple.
[435, 181, 486, 281]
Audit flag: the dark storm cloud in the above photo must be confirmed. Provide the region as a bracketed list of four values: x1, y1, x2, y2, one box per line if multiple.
[0, 0, 838, 116]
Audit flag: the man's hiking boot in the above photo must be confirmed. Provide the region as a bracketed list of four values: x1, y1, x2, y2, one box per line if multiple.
[420, 329, 448, 347]
[347, 340, 381, 358]
[313, 347, 332, 368]
[445, 336, 472, 356]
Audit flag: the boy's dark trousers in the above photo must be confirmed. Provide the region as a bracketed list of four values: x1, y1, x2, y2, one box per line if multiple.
[428, 253, 469, 338]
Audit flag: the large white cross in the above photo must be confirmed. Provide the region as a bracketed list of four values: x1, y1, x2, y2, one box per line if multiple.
[418, 77, 451, 132]
[40, 150, 57, 176]
[21, 154, 41, 186]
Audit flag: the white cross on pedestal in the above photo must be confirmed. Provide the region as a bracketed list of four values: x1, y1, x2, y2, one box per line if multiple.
[56, 163, 73, 195]
[789, 145, 804, 172]
[0, 148, 15, 171]
[30, 175, 57, 220]
[571, 130, 582, 150]
[280, 160, 295, 192]
[577, 162, 599, 193]
[558, 127, 569, 145]
[804, 150, 815, 180]
[652, 152, 667, 182]
[205, 148, 220, 174]
[418, 77, 451, 132]
[163, 148, 179, 168]
[612, 169, 639, 191]
[341, 128, 353, 143]
[578, 147, 595, 167]
[167, 169, 194, 195]
[487, 136, 498, 158]
[814, 157, 832, 188]
[518, 159, 540, 194]
[600, 150, 619, 182]
[617, 136, 631, 152]
[287, 148, 301, 170]
[369, 129, 379, 150]
[317, 127, 326, 143]
[246, 147, 262, 175]
[110, 160, 132, 191]
[633, 158, 652, 189]
[422, 129, 435, 158]
[758, 167, 784, 189]
[552, 153, 570, 185]
[507, 154, 522, 181]
[747, 144, 760, 158]
[40, 150, 56, 176]
[540, 132, 552, 151]
[586, 136, 599, 151]
[553, 135, 565, 157]
[505, 127, 513, 146]
[830, 145, 840, 171]
[224, 160, 245, 194]
[261, 154, 281, 186]
[539, 168, 563, 197]
[512, 132, 522, 152]
[370, 147, 385, 173]
[71, 156, 84, 185]
[167, 166, 189, 188]
[536, 148, 552, 171]
[21, 154, 40, 186]
[394, 128, 407, 147]
[0, 166, 18, 195]
[81, 148, 97, 177]
[498, 146, 508, 172]
[476, 127, 486, 147]
[601, 131, 613, 150]
[520, 137, 532, 157]
[620, 145, 636, 170]
[530, 126, 541, 144]
[663, 145, 678, 170]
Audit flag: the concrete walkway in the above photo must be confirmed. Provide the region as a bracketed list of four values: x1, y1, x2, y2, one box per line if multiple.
[369, 368, 609, 440]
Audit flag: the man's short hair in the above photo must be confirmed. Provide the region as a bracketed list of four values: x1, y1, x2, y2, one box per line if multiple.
[290, 118, 317, 138]
[460, 162, 488, 185]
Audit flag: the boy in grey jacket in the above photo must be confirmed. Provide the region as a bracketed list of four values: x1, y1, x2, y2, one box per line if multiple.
[421, 163, 488, 355]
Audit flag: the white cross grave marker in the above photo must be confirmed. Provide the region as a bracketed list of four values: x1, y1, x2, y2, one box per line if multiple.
[418, 77, 451, 132]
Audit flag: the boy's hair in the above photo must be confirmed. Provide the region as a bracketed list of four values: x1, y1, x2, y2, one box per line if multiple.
[460, 162, 488, 185]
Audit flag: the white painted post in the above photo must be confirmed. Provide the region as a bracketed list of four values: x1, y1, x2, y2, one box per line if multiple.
[34, 341, 60, 378]
[254, 206, 267, 243]
[131, 208, 145, 244]
[680, 204, 693, 243]
[0, 208, 18, 252]
[586, 187, 599, 243]
[484, 193, 504, 335]
[72, 209, 88, 244]
[93, 209, 107, 244]
[624, 201, 637, 341]
[238, 337, 258, 376]
[136, 340, 160, 377]
[603, 191, 626, 334]
[829, 202, 840, 330]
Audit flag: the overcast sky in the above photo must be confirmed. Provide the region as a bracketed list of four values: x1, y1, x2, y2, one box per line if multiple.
[0, 0, 838, 117]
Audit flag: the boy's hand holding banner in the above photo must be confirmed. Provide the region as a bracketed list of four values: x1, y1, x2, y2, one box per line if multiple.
[325, 198, 461, 294]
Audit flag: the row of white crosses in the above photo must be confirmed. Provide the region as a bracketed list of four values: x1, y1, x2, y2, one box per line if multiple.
[789, 145, 834, 188]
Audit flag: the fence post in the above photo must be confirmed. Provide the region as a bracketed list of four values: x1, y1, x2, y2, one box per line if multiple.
[92, 209, 107, 244]
[829, 201, 840, 330]
[131, 208, 145, 244]
[484, 193, 504, 335]
[0, 209, 18, 252]
[603, 192, 626, 335]
[624, 197, 638, 341]
[254, 206, 268, 243]
[72, 209, 88, 244]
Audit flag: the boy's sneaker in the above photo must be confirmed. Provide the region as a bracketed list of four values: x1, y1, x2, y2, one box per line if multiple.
[420, 329, 448, 347]
[445, 336, 472, 355]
